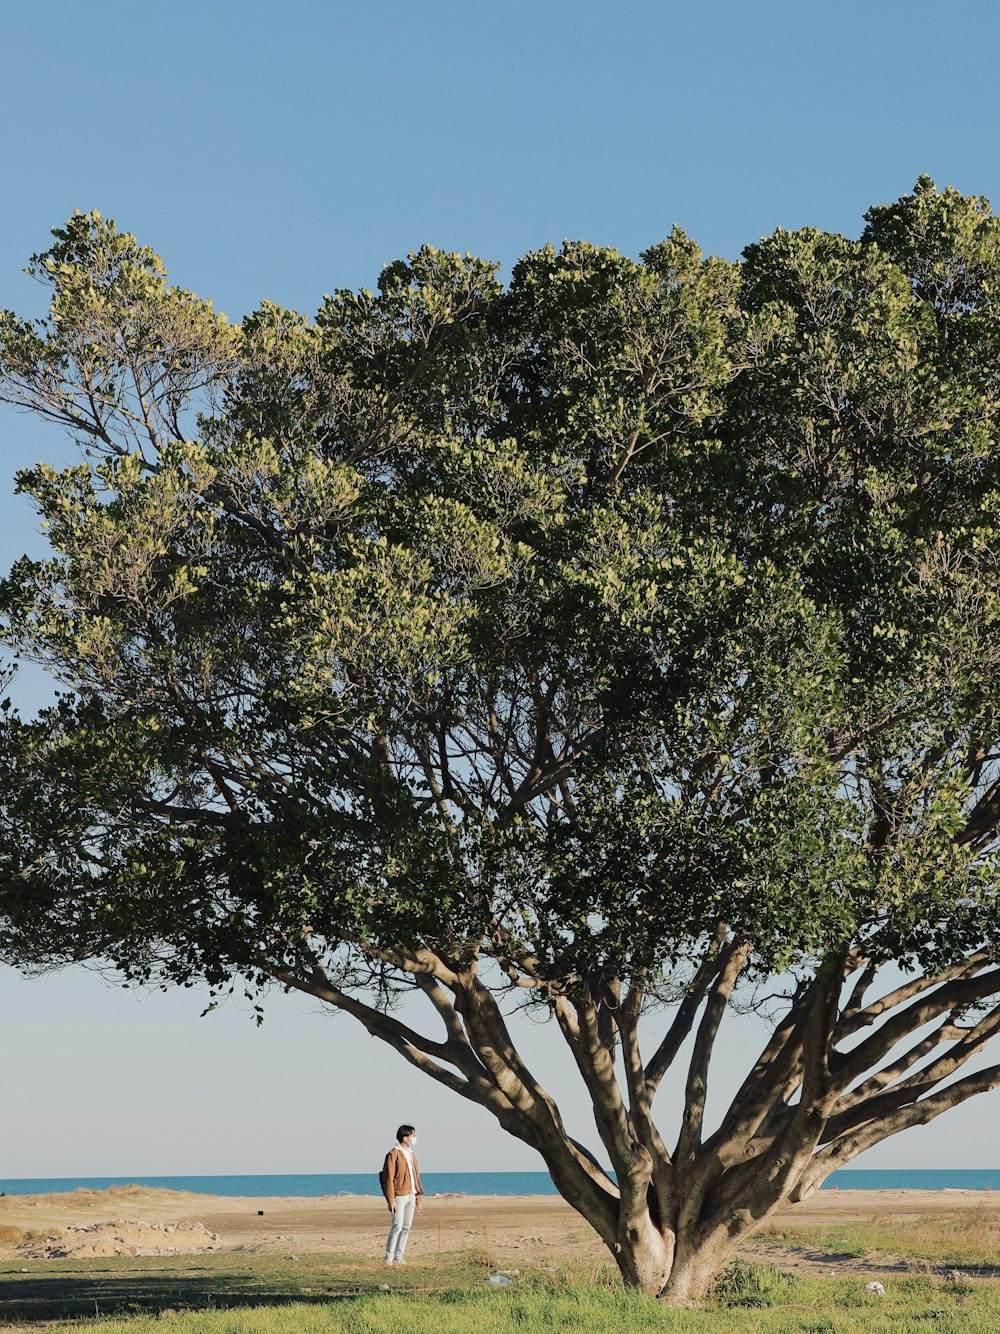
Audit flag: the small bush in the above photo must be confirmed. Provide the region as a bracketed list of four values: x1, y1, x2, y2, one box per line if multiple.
[0, 1225, 37, 1245]
[461, 1247, 501, 1268]
[711, 1258, 803, 1308]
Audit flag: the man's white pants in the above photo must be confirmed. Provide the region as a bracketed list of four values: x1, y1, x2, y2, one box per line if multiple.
[385, 1193, 416, 1263]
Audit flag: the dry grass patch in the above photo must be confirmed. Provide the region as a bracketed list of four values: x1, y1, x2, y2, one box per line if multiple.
[0, 1224, 42, 1246]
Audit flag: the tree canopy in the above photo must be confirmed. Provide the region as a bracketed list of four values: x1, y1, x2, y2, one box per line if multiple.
[4, 180, 1000, 1298]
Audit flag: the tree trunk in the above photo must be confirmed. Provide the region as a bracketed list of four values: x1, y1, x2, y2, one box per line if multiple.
[595, 1208, 740, 1300]
[550, 1159, 745, 1300]
[660, 1237, 736, 1303]
[611, 1211, 674, 1294]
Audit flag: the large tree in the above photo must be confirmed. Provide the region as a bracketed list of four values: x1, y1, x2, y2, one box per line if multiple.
[3, 182, 1000, 1299]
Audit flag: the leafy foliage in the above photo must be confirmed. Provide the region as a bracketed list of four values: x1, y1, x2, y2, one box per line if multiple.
[5, 190, 1000, 982]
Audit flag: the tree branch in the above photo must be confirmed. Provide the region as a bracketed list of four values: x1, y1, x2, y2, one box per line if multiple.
[675, 941, 751, 1164]
[832, 967, 1000, 1088]
[810, 1063, 1000, 1182]
[644, 931, 731, 1098]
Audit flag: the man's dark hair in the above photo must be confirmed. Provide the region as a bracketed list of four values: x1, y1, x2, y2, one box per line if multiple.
[396, 1124, 415, 1142]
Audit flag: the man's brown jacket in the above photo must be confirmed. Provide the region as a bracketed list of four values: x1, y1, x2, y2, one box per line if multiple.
[380, 1146, 424, 1207]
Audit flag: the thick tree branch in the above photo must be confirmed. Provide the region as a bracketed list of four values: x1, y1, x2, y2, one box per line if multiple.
[811, 1063, 1000, 1179]
[835, 950, 993, 1042]
[832, 967, 1000, 1087]
[826, 1002, 1000, 1137]
[675, 941, 751, 1164]
[553, 989, 636, 1174]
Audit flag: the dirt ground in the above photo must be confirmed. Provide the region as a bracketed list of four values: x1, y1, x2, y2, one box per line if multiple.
[2, 1185, 998, 1278]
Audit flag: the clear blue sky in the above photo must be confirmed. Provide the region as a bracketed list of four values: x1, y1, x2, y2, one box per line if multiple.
[3, 0, 1000, 1177]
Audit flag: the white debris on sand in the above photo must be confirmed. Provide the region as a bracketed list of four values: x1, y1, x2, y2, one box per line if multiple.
[22, 1218, 223, 1259]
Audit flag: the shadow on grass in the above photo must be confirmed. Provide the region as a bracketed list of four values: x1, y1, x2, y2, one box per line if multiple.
[0, 1259, 372, 1323]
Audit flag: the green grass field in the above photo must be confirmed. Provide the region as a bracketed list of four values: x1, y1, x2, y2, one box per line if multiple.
[1, 1244, 998, 1334]
[757, 1206, 1000, 1271]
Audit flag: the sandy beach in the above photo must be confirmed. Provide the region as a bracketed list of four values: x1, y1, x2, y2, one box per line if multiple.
[3, 1185, 998, 1273]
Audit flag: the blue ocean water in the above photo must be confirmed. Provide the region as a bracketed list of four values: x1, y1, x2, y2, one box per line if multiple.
[2, 1169, 998, 1197]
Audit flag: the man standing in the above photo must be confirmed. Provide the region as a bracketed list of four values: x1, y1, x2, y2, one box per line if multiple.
[380, 1123, 423, 1266]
